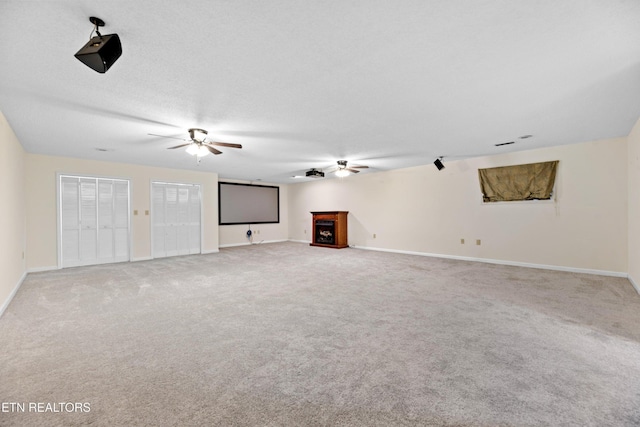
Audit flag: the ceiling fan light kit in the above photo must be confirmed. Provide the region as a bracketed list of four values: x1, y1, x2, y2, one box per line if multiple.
[186, 144, 210, 157]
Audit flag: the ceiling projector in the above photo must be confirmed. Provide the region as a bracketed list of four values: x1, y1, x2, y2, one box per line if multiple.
[305, 169, 325, 178]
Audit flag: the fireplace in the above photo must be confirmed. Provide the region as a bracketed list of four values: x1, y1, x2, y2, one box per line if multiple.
[315, 220, 335, 245]
[310, 211, 349, 249]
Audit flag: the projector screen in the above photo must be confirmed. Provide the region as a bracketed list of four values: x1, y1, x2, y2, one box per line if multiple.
[218, 182, 280, 225]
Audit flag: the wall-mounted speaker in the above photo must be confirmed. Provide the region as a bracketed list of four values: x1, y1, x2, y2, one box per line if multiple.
[74, 33, 122, 73]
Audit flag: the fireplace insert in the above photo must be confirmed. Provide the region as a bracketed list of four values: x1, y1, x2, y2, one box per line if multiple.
[314, 220, 335, 245]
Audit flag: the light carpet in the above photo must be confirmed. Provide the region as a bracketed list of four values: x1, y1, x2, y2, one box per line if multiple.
[1, 242, 640, 426]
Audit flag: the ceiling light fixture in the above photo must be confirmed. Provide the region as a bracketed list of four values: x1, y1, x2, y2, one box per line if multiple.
[185, 144, 210, 157]
[434, 157, 445, 171]
[74, 17, 122, 73]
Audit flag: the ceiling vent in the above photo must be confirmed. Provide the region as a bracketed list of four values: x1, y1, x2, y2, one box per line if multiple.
[305, 169, 325, 178]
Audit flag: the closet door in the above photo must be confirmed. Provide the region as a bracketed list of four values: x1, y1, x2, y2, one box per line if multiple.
[152, 182, 202, 259]
[59, 175, 130, 268]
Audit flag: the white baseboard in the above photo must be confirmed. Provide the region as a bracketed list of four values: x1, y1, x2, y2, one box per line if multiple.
[288, 239, 311, 244]
[629, 275, 640, 294]
[0, 271, 27, 318]
[351, 245, 628, 278]
[132, 256, 153, 262]
[27, 266, 58, 273]
[201, 249, 220, 254]
[219, 239, 289, 249]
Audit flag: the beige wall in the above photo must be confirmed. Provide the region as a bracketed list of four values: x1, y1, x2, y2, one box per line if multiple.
[0, 112, 26, 313]
[289, 138, 628, 274]
[26, 154, 219, 270]
[218, 180, 289, 247]
[628, 117, 640, 289]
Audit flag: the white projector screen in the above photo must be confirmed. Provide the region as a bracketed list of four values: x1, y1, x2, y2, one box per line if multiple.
[218, 182, 280, 225]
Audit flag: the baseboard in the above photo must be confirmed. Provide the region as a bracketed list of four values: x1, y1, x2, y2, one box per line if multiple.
[0, 271, 27, 318]
[201, 249, 220, 254]
[629, 275, 640, 294]
[131, 257, 153, 262]
[288, 239, 311, 244]
[219, 239, 289, 249]
[27, 266, 58, 273]
[351, 245, 627, 278]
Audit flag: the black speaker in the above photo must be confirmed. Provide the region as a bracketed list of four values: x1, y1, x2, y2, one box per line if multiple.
[434, 158, 445, 171]
[74, 34, 122, 73]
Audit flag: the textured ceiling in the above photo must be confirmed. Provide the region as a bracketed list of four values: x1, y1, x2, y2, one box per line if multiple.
[1, 1, 640, 183]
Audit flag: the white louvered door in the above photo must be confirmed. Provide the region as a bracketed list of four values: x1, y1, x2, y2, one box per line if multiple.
[59, 175, 130, 268]
[152, 182, 201, 258]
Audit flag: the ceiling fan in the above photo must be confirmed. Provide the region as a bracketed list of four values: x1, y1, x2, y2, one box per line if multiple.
[326, 160, 369, 177]
[149, 128, 242, 157]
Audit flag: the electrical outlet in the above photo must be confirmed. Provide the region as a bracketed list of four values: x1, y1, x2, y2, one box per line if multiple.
[373, 233, 376, 238]
[256, 230, 260, 234]
[145, 210, 149, 216]
[304, 229, 306, 234]
[476, 239, 481, 245]
[461, 238, 465, 244]
[134, 210, 138, 215]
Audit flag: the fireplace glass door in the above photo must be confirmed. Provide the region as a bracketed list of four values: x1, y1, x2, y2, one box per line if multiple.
[315, 220, 335, 245]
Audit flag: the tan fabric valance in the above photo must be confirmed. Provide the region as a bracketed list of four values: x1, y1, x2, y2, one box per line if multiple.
[478, 160, 559, 202]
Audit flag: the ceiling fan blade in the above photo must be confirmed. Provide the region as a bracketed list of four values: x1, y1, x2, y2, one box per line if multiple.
[350, 165, 369, 169]
[148, 133, 188, 141]
[167, 143, 193, 149]
[346, 168, 361, 173]
[207, 141, 243, 149]
[205, 145, 223, 155]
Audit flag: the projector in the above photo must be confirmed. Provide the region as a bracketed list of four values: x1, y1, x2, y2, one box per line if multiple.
[305, 169, 325, 178]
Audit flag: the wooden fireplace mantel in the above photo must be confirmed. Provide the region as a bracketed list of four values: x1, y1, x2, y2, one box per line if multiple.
[310, 211, 349, 249]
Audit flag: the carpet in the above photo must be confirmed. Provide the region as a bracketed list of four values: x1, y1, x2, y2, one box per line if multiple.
[1, 242, 639, 426]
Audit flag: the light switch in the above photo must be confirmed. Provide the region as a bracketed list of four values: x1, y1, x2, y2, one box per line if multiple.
[134, 210, 138, 215]
[145, 210, 149, 215]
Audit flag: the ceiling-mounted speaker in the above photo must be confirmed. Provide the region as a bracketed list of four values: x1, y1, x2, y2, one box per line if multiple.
[74, 17, 122, 73]
[75, 34, 122, 73]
